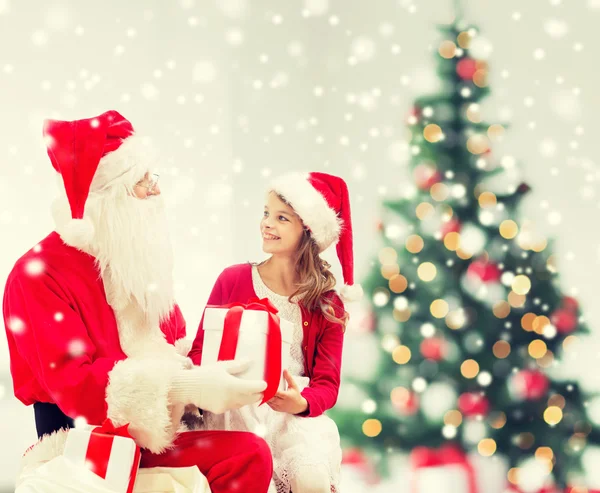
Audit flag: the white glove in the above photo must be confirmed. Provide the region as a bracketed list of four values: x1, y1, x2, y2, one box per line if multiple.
[170, 359, 267, 414]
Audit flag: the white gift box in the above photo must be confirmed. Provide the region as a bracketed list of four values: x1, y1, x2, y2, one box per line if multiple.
[409, 451, 508, 493]
[203, 306, 294, 391]
[63, 426, 140, 493]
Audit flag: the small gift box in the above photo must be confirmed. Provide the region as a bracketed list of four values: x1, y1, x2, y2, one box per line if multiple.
[202, 297, 294, 403]
[63, 419, 141, 493]
[410, 444, 508, 493]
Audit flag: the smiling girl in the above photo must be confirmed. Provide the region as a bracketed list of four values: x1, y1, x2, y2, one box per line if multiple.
[189, 172, 362, 493]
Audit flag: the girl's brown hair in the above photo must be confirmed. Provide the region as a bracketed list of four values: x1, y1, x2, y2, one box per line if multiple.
[289, 219, 348, 329]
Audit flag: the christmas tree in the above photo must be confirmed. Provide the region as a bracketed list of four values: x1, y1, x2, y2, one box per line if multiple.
[332, 14, 599, 491]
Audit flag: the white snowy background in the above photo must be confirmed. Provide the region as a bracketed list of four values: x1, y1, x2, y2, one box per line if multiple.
[1, 0, 600, 490]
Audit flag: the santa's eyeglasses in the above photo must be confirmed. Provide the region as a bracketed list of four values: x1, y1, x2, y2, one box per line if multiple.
[135, 173, 160, 195]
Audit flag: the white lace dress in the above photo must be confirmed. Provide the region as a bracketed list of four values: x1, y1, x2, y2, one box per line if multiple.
[202, 265, 342, 493]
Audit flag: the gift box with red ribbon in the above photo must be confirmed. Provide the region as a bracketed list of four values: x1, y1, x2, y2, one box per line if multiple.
[202, 297, 294, 404]
[62, 419, 141, 493]
[409, 444, 508, 493]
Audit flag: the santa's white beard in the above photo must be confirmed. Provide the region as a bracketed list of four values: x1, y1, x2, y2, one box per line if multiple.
[53, 190, 176, 351]
[86, 193, 175, 328]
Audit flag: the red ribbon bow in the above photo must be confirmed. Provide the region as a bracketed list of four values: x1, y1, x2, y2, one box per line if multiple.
[208, 297, 283, 405]
[86, 419, 141, 493]
[410, 444, 477, 493]
[92, 418, 134, 439]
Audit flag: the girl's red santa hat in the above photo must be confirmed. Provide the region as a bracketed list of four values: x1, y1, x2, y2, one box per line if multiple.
[269, 171, 363, 302]
[44, 110, 153, 249]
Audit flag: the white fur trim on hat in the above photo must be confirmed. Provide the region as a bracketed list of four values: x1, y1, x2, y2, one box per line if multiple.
[269, 172, 342, 252]
[340, 283, 364, 303]
[55, 217, 95, 250]
[105, 357, 183, 454]
[91, 133, 157, 192]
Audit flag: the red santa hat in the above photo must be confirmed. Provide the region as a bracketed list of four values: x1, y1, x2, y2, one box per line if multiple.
[269, 172, 363, 302]
[44, 110, 152, 249]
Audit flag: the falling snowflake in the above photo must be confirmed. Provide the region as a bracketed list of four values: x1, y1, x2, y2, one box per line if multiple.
[387, 141, 409, 165]
[74, 416, 89, 428]
[25, 259, 45, 276]
[351, 37, 376, 63]
[270, 71, 289, 89]
[31, 30, 48, 47]
[551, 90, 582, 120]
[303, 0, 329, 16]
[547, 211, 562, 225]
[544, 18, 568, 38]
[361, 399, 377, 414]
[68, 339, 86, 357]
[533, 48, 546, 60]
[539, 138, 557, 157]
[217, 0, 247, 18]
[469, 36, 494, 60]
[7, 316, 25, 334]
[225, 28, 244, 46]
[141, 83, 159, 101]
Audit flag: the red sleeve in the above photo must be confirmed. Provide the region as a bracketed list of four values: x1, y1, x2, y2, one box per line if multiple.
[188, 273, 225, 365]
[300, 294, 345, 418]
[161, 303, 186, 343]
[3, 272, 121, 425]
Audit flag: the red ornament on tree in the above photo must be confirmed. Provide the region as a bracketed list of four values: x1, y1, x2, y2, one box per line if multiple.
[510, 369, 549, 401]
[551, 308, 578, 334]
[466, 258, 501, 283]
[440, 217, 462, 237]
[420, 337, 447, 361]
[414, 164, 442, 191]
[456, 58, 478, 80]
[458, 392, 490, 417]
[408, 106, 422, 120]
[392, 387, 419, 416]
[561, 296, 579, 312]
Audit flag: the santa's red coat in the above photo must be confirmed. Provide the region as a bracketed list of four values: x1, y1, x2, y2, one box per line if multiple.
[3, 232, 187, 444]
[3, 233, 273, 492]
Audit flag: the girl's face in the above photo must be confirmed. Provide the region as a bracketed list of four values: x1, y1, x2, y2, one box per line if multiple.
[260, 192, 305, 256]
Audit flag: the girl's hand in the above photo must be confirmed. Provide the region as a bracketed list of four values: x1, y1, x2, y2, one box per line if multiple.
[266, 370, 309, 415]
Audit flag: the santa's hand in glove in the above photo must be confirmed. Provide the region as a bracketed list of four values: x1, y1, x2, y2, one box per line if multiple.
[170, 359, 267, 414]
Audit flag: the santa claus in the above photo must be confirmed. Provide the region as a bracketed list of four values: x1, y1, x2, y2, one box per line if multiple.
[2, 110, 272, 492]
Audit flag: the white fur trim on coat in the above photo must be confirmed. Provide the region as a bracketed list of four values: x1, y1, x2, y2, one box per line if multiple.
[18, 429, 69, 484]
[269, 172, 342, 252]
[105, 358, 183, 454]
